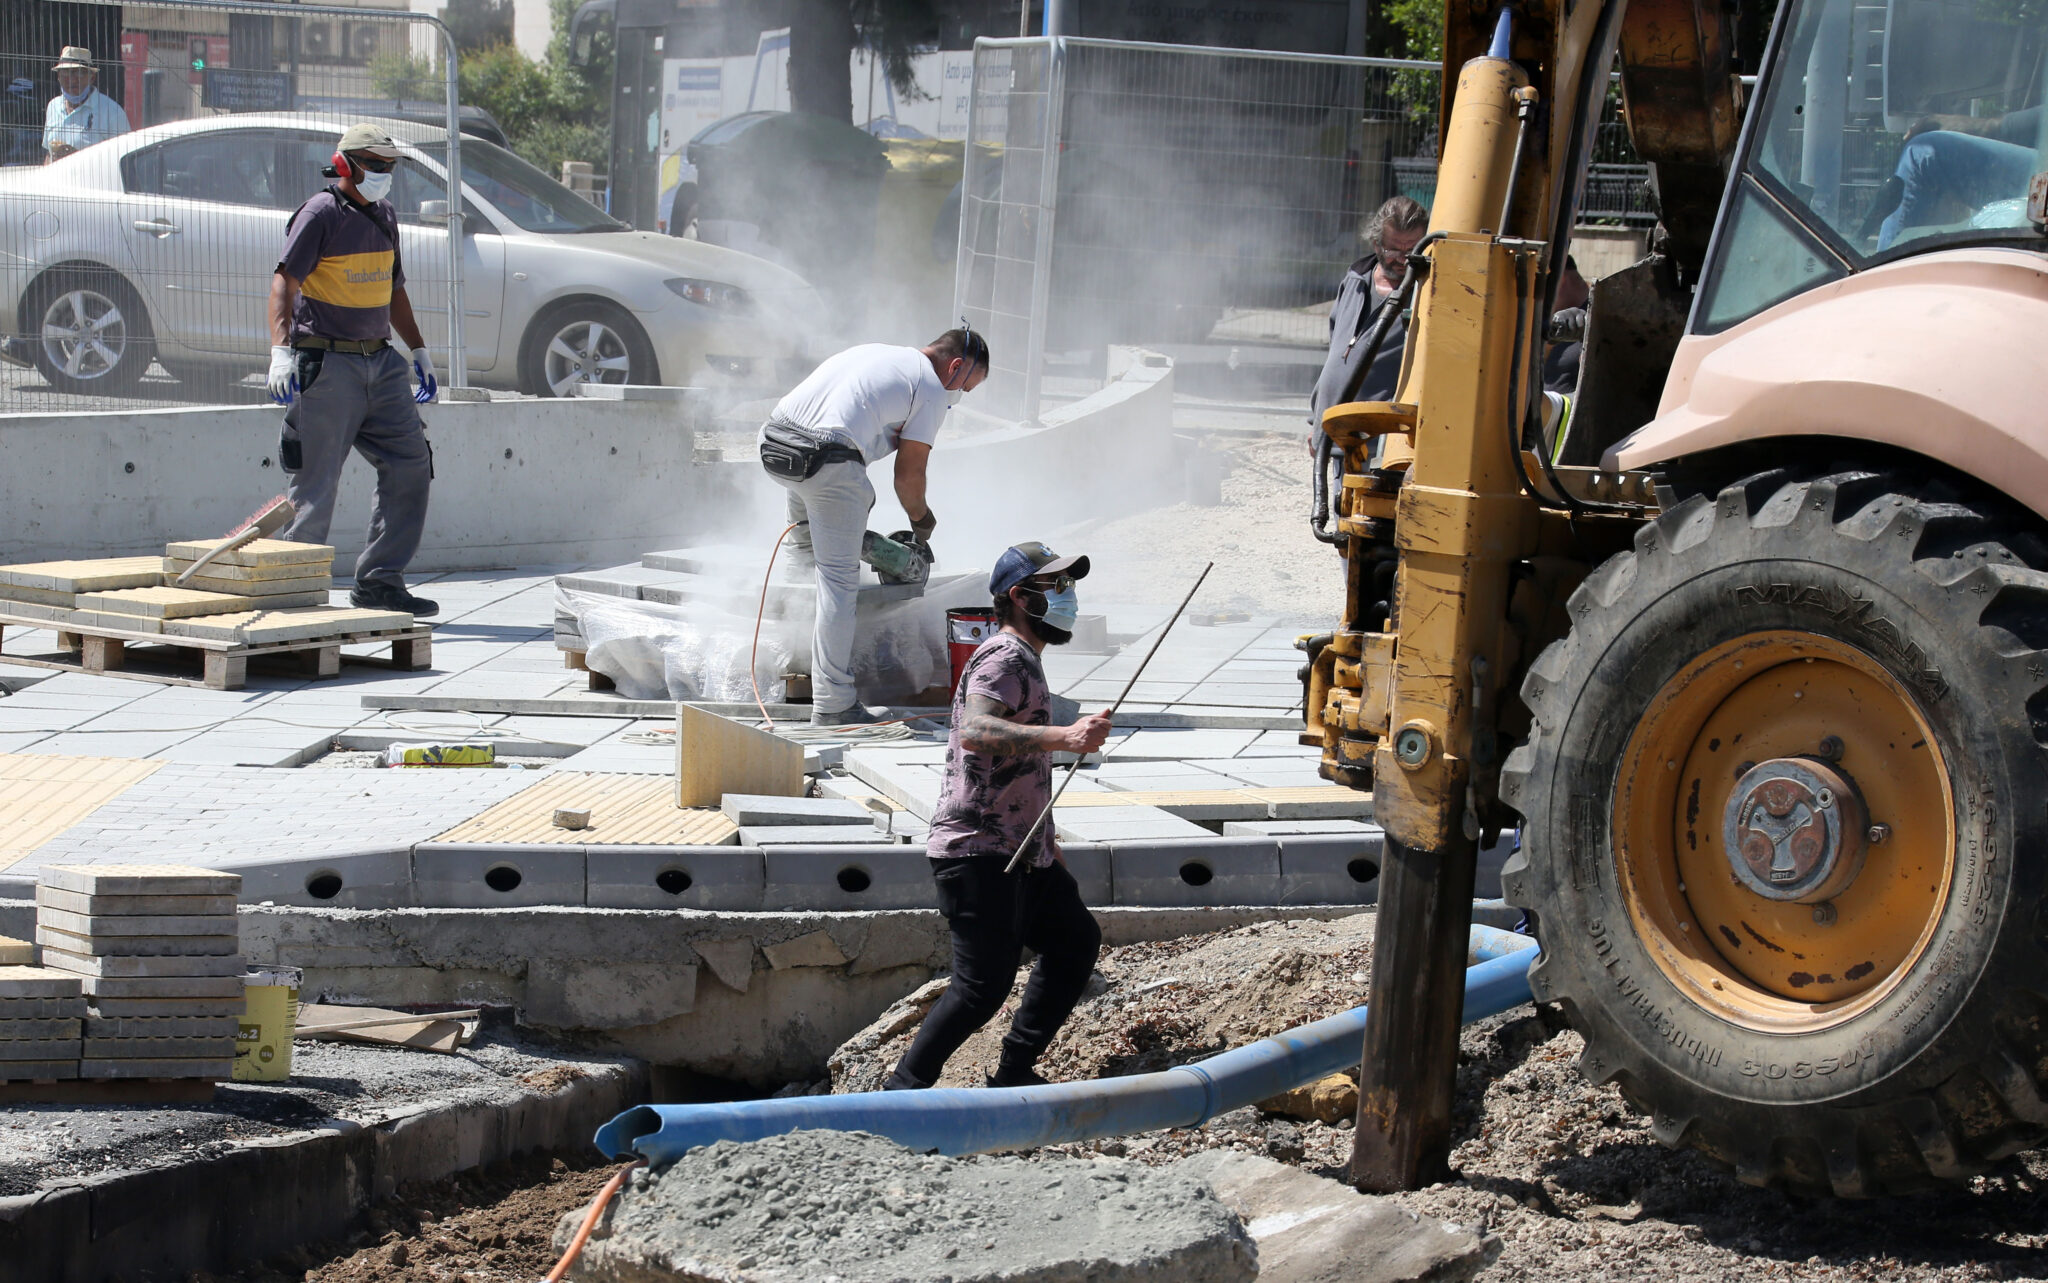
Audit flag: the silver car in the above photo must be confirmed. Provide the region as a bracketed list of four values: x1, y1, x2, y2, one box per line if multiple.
[0, 114, 825, 397]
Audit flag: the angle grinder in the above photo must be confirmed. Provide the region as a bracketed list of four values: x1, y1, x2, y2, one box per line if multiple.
[860, 529, 934, 589]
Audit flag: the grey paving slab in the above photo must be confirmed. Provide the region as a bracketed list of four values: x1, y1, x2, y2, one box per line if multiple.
[1052, 806, 1212, 842]
[1092, 758, 1242, 782]
[1098, 772, 1249, 793]
[0, 733, 51, 752]
[0, 691, 140, 711]
[153, 742, 307, 768]
[1194, 759, 1330, 788]
[1103, 728, 1264, 760]
[1224, 819, 1377, 836]
[722, 794, 876, 826]
[740, 825, 898, 845]
[23, 732, 190, 758]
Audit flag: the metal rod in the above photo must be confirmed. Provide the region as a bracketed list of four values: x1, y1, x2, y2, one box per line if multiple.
[1003, 561, 1213, 873]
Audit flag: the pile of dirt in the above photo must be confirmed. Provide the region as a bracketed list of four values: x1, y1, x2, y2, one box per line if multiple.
[204, 1150, 618, 1282]
[559, 1129, 1258, 1282]
[830, 914, 1377, 1094]
[829, 912, 2048, 1280]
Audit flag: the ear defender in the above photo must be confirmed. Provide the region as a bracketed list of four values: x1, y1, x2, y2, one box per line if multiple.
[322, 151, 358, 182]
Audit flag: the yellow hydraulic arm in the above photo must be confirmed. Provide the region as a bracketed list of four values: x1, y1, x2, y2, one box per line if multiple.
[1306, 0, 1743, 1191]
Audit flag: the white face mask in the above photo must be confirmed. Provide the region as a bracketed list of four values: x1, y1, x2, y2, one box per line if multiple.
[353, 169, 393, 203]
[945, 388, 965, 408]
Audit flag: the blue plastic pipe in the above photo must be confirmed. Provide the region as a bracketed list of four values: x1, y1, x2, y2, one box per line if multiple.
[595, 925, 1538, 1165]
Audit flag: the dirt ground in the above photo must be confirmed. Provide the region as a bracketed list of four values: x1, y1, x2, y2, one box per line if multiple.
[201, 1150, 620, 1283]
[828, 913, 2048, 1282]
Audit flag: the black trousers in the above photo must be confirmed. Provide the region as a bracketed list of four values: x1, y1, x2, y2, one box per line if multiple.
[885, 856, 1102, 1089]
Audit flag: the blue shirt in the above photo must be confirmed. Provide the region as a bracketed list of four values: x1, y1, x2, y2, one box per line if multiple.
[44, 88, 129, 156]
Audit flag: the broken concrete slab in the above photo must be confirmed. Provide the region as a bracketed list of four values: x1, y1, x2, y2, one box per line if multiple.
[720, 794, 876, 827]
[761, 930, 848, 970]
[560, 1130, 1258, 1283]
[692, 936, 755, 993]
[1177, 1150, 1500, 1283]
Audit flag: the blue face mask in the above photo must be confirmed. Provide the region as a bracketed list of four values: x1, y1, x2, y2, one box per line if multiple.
[61, 86, 90, 107]
[1037, 584, 1079, 632]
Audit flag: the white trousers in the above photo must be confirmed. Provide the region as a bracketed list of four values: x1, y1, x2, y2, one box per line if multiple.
[770, 460, 875, 714]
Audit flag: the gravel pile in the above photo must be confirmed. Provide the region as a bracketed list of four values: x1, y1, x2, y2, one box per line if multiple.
[559, 1129, 1259, 1283]
[828, 912, 2048, 1280]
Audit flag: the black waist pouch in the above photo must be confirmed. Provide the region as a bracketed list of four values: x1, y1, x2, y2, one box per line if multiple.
[760, 418, 863, 480]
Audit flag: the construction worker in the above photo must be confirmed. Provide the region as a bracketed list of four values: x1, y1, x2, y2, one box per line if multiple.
[886, 542, 1114, 1090]
[266, 123, 440, 617]
[758, 328, 988, 725]
[1309, 195, 1430, 439]
[43, 47, 127, 163]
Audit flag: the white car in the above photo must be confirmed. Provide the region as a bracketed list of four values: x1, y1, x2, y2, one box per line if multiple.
[0, 113, 826, 397]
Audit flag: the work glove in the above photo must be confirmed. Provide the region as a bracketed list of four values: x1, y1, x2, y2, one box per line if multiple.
[1546, 307, 1588, 343]
[266, 345, 298, 405]
[910, 508, 937, 540]
[411, 353, 438, 404]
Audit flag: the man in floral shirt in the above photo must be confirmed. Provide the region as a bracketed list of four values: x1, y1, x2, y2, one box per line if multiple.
[886, 543, 1113, 1090]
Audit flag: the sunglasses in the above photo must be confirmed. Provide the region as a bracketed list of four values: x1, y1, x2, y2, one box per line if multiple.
[1025, 574, 1074, 595]
[349, 155, 397, 174]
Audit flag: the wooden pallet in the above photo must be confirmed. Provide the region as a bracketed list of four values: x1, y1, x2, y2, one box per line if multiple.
[0, 1077, 216, 1104]
[0, 612, 432, 691]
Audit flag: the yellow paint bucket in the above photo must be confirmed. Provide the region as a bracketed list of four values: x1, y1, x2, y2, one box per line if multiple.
[234, 966, 302, 1082]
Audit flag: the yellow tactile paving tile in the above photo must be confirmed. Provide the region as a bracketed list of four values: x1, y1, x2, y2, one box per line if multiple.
[430, 771, 740, 846]
[0, 755, 166, 872]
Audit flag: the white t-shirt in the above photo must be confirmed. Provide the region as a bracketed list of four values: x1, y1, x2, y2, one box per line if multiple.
[770, 344, 947, 465]
[44, 88, 130, 155]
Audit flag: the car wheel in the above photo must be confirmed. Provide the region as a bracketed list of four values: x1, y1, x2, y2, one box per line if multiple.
[519, 301, 658, 398]
[27, 269, 153, 396]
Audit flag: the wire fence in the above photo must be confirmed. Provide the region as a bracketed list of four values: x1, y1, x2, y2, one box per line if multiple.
[955, 37, 1660, 422]
[0, 0, 463, 416]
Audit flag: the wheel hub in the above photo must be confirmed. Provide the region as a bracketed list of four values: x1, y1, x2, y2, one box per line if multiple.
[1722, 756, 1867, 904]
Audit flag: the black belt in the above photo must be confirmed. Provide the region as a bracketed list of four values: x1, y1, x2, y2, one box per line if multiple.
[294, 337, 389, 354]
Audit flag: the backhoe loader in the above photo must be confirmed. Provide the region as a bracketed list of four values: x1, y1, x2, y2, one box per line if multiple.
[1309, 0, 2048, 1198]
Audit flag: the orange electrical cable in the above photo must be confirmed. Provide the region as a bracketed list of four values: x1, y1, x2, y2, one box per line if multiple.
[544, 1159, 643, 1282]
[750, 523, 801, 731]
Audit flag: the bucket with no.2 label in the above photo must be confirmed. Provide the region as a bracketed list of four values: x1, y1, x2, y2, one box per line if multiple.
[235, 966, 302, 1082]
[946, 607, 999, 697]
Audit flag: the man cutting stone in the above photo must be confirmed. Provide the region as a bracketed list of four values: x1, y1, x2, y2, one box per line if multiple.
[758, 328, 988, 725]
[885, 542, 1113, 1090]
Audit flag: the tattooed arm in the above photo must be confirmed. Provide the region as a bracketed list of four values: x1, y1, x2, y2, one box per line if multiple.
[960, 694, 1113, 756]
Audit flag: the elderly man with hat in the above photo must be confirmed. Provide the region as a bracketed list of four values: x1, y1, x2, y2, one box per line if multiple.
[884, 542, 1113, 1091]
[266, 123, 441, 616]
[43, 47, 128, 162]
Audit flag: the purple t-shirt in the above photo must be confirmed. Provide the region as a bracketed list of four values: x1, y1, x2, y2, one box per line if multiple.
[277, 189, 405, 344]
[926, 632, 1055, 867]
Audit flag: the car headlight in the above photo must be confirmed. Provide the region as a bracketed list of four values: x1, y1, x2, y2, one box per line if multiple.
[665, 278, 752, 310]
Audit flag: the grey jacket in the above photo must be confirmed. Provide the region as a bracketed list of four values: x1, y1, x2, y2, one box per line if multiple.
[1309, 254, 1408, 433]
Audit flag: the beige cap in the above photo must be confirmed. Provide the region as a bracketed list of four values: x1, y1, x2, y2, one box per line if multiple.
[53, 46, 94, 71]
[336, 122, 401, 158]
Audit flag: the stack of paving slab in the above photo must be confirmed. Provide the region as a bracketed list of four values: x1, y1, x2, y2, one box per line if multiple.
[33, 865, 243, 1082]
[0, 540, 411, 644]
[720, 792, 926, 846]
[0, 931, 87, 1082]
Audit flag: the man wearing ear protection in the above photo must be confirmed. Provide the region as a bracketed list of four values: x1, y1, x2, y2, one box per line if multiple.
[758, 326, 990, 725]
[266, 123, 440, 617]
[885, 542, 1113, 1090]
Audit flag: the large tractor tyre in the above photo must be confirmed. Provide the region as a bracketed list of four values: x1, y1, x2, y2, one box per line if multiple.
[1499, 467, 2048, 1197]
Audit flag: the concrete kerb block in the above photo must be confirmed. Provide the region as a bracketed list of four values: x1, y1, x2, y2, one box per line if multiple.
[762, 846, 941, 911]
[412, 844, 587, 908]
[1275, 830, 1385, 907]
[1109, 837, 1282, 908]
[584, 845, 765, 911]
[224, 847, 415, 910]
[1059, 842, 1113, 906]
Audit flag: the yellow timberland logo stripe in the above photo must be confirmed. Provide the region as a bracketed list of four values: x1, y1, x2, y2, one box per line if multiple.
[301, 250, 395, 308]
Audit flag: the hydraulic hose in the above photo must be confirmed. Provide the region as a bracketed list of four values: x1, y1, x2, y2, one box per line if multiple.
[594, 923, 1539, 1167]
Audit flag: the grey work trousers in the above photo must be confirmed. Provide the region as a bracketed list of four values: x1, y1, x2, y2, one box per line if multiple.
[277, 347, 431, 592]
[767, 458, 874, 715]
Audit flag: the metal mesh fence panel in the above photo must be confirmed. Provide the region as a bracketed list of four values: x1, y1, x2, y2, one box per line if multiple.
[955, 39, 1664, 422]
[0, 0, 462, 415]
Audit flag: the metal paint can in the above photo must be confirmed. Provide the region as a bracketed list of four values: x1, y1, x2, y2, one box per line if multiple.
[234, 966, 302, 1082]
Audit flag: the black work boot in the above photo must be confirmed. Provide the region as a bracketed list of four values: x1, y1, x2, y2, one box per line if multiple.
[987, 1062, 1051, 1089]
[350, 582, 440, 618]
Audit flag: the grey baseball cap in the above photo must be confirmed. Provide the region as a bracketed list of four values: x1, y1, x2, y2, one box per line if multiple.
[337, 123, 401, 158]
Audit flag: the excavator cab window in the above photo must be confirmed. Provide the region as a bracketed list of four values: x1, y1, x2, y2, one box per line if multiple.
[1695, 0, 2048, 332]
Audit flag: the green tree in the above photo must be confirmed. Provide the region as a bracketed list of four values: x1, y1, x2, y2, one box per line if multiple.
[442, 0, 514, 52]
[790, 0, 939, 121]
